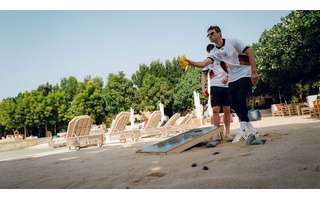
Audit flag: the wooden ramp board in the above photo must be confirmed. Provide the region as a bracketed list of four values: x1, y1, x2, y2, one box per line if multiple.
[137, 125, 223, 155]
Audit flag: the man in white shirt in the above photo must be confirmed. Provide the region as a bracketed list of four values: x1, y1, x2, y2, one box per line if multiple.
[201, 43, 231, 139]
[185, 25, 259, 143]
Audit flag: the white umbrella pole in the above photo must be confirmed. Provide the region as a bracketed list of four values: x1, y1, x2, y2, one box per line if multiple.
[159, 102, 165, 124]
[130, 108, 135, 129]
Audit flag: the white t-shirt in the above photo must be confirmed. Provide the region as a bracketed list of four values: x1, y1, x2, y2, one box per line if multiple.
[207, 61, 228, 88]
[208, 38, 251, 83]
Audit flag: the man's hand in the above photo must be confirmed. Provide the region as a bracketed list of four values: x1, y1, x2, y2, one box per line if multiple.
[251, 71, 258, 85]
[186, 58, 213, 69]
[178, 55, 189, 71]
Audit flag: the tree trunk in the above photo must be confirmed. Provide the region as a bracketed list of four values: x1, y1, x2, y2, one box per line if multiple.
[45, 124, 48, 137]
[24, 127, 27, 139]
[38, 126, 41, 138]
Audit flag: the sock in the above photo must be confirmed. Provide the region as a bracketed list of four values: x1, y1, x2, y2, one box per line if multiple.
[240, 121, 247, 131]
[246, 122, 255, 129]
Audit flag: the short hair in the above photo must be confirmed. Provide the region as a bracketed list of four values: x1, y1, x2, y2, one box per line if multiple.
[207, 25, 221, 33]
[206, 44, 215, 53]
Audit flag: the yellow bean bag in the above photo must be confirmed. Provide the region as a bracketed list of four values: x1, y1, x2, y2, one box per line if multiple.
[178, 55, 189, 71]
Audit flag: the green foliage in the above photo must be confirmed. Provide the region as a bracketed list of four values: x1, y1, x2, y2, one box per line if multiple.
[173, 68, 203, 112]
[59, 76, 79, 102]
[291, 96, 300, 104]
[135, 74, 173, 111]
[70, 77, 106, 124]
[101, 71, 136, 125]
[0, 98, 17, 132]
[131, 58, 184, 88]
[131, 58, 184, 115]
[253, 10, 320, 101]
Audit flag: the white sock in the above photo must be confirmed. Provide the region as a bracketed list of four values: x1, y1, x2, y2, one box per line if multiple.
[246, 122, 255, 129]
[246, 121, 257, 135]
[239, 122, 247, 132]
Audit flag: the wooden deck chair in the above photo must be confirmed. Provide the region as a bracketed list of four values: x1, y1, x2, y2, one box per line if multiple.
[163, 113, 181, 127]
[108, 112, 140, 143]
[271, 104, 285, 117]
[66, 116, 80, 138]
[73, 116, 92, 137]
[283, 104, 298, 116]
[137, 111, 162, 139]
[49, 116, 79, 148]
[66, 115, 104, 150]
[109, 112, 130, 136]
[313, 99, 320, 118]
[168, 113, 196, 134]
[301, 95, 318, 116]
[144, 111, 162, 129]
[139, 113, 194, 139]
[177, 114, 193, 125]
[152, 113, 181, 137]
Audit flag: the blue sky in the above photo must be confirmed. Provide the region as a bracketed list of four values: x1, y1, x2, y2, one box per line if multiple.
[0, 11, 290, 100]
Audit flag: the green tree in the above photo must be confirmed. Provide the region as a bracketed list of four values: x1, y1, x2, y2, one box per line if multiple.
[46, 90, 70, 134]
[135, 74, 173, 112]
[131, 58, 184, 115]
[253, 11, 320, 101]
[59, 76, 79, 102]
[103, 72, 135, 125]
[70, 77, 106, 124]
[131, 58, 183, 88]
[173, 68, 203, 112]
[0, 98, 17, 136]
[131, 64, 149, 88]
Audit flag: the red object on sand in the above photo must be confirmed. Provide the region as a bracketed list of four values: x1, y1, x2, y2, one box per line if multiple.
[276, 104, 284, 110]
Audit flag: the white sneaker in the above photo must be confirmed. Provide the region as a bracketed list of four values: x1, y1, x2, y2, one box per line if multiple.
[232, 130, 247, 143]
[232, 122, 248, 143]
[246, 122, 258, 136]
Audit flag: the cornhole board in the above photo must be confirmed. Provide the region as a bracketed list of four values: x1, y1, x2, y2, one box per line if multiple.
[137, 125, 223, 155]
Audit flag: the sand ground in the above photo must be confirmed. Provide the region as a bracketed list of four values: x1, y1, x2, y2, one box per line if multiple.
[0, 115, 319, 189]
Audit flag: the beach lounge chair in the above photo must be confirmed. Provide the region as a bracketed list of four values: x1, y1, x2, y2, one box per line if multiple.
[301, 95, 318, 115]
[140, 113, 195, 138]
[167, 113, 198, 134]
[271, 104, 285, 117]
[49, 116, 79, 148]
[313, 99, 320, 118]
[271, 104, 296, 116]
[138, 111, 162, 138]
[156, 113, 182, 137]
[66, 115, 104, 150]
[108, 112, 140, 143]
[282, 104, 298, 116]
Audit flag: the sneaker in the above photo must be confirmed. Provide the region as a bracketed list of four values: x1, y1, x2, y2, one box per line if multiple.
[246, 134, 267, 145]
[223, 135, 234, 142]
[232, 129, 247, 143]
[206, 139, 221, 148]
[232, 122, 248, 143]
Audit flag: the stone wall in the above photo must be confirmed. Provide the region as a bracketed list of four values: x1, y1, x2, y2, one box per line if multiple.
[0, 137, 51, 152]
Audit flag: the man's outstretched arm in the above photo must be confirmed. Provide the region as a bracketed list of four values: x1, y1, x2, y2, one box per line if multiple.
[244, 47, 258, 85]
[186, 58, 213, 68]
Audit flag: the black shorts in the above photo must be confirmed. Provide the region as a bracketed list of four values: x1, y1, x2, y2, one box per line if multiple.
[210, 86, 231, 107]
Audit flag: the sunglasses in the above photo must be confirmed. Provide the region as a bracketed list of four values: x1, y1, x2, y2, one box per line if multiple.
[207, 32, 215, 37]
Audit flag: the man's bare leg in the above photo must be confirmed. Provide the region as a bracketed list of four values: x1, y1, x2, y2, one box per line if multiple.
[212, 106, 221, 126]
[223, 106, 231, 139]
[207, 106, 222, 147]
